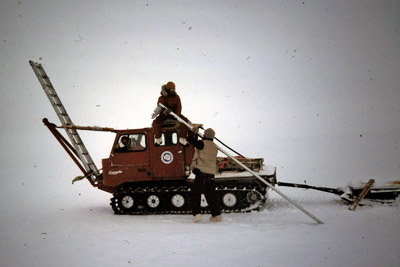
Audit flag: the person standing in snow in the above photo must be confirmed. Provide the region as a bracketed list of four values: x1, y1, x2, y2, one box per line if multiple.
[188, 126, 222, 223]
[152, 81, 189, 146]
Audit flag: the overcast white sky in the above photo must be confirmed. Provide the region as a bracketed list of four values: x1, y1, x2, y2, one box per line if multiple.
[0, 0, 399, 188]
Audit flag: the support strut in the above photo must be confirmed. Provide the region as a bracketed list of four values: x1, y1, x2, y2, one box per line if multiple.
[43, 118, 96, 187]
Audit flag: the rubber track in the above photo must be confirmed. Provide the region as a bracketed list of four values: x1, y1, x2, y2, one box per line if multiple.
[110, 185, 266, 215]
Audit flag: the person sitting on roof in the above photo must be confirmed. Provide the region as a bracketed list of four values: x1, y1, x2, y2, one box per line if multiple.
[152, 81, 189, 146]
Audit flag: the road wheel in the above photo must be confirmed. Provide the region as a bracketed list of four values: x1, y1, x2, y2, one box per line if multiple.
[200, 193, 208, 208]
[145, 193, 162, 211]
[112, 191, 138, 214]
[246, 190, 262, 205]
[171, 193, 185, 208]
[170, 192, 189, 212]
[221, 192, 240, 209]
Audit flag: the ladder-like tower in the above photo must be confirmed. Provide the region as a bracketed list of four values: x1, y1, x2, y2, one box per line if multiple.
[30, 61, 100, 182]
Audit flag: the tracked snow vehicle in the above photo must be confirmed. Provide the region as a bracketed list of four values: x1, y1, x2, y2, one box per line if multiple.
[31, 61, 276, 215]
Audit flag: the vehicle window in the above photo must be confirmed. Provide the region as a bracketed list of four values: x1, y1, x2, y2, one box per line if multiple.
[115, 133, 146, 152]
[154, 132, 177, 146]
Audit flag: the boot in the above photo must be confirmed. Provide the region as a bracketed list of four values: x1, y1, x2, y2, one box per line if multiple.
[179, 137, 188, 146]
[192, 214, 202, 223]
[209, 215, 222, 222]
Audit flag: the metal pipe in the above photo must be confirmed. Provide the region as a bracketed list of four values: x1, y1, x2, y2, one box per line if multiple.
[57, 124, 115, 132]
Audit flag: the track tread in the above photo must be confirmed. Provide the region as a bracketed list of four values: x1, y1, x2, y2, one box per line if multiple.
[110, 182, 268, 215]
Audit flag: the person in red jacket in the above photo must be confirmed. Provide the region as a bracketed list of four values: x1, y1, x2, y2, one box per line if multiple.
[152, 81, 189, 145]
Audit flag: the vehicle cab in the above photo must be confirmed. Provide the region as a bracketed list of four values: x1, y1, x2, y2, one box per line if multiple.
[102, 127, 195, 188]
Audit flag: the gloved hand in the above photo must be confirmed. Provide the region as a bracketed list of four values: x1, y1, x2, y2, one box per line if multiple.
[191, 124, 203, 133]
[163, 108, 171, 115]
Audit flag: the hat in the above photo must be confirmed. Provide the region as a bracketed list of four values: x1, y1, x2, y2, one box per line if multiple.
[204, 128, 215, 139]
[165, 81, 175, 90]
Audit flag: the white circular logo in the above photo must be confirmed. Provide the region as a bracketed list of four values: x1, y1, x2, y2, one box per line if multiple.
[161, 151, 173, 164]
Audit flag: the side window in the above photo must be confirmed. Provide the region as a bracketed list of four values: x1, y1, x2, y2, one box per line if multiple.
[115, 133, 146, 152]
[154, 132, 177, 146]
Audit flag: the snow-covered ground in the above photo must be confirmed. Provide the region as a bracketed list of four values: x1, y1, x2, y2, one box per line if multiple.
[1, 1, 400, 266]
[1, 182, 399, 267]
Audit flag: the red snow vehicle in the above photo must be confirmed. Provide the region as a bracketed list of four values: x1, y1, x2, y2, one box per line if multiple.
[32, 61, 275, 215]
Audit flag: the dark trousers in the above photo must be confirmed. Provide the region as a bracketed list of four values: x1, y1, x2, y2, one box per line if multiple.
[191, 169, 221, 217]
[153, 114, 189, 139]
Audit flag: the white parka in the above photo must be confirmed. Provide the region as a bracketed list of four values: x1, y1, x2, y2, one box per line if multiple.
[190, 140, 218, 175]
